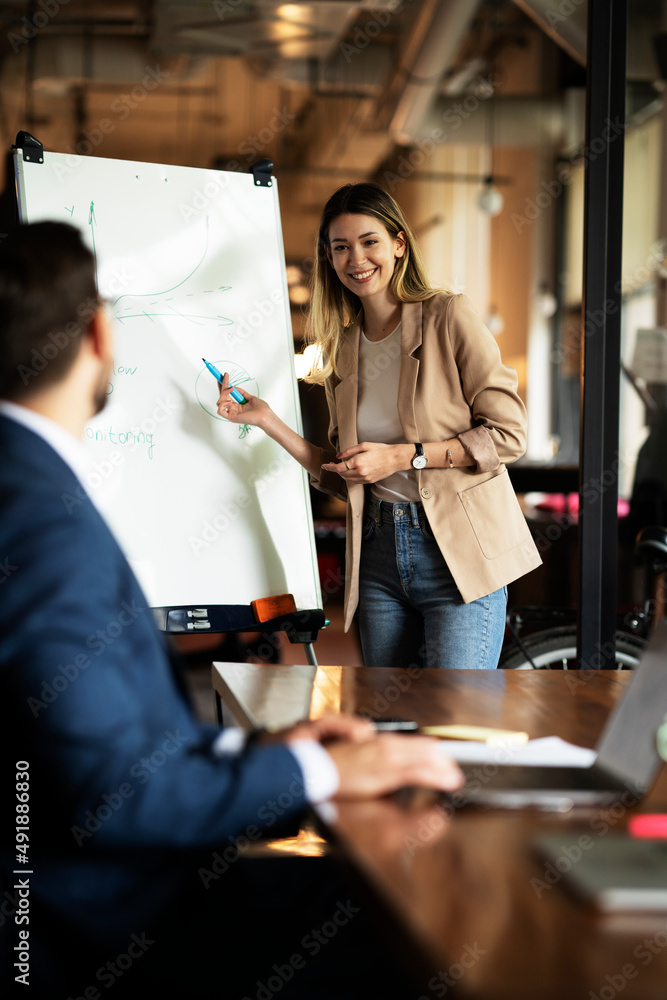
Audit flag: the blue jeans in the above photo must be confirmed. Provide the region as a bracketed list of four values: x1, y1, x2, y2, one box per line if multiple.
[357, 495, 506, 669]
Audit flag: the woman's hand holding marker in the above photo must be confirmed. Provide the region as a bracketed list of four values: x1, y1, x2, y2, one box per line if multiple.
[215, 368, 268, 428]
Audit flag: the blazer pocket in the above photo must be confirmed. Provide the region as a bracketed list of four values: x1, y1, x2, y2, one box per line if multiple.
[458, 470, 534, 560]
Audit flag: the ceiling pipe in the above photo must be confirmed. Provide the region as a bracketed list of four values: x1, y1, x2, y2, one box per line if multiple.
[511, 0, 587, 66]
[416, 94, 573, 148]
[388, 0, 480, 144]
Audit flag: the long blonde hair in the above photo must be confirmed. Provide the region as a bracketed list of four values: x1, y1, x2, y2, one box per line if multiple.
[303, 183, 440, 384]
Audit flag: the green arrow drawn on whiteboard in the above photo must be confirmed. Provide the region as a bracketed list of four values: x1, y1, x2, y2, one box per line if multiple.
[88, 200, 97, 265]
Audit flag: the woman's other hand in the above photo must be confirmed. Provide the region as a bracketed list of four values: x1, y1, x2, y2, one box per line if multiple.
[322, 442, 412, 484]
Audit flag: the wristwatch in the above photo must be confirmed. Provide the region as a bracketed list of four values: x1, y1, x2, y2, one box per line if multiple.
[411, 443, 428, 470]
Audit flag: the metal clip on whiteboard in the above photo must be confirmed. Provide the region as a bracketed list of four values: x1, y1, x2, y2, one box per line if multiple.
[11, 131, 44, 164]
[187, 609, 211, 630]
[250, 158, 273, 188]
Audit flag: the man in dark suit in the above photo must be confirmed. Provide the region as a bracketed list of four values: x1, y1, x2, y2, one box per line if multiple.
[0, 222, 462, 998]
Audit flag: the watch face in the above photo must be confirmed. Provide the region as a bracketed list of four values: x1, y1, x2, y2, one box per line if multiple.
[412, 454, 428, 469]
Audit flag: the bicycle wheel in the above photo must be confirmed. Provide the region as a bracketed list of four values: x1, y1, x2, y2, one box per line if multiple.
[499, 627, 646, 670]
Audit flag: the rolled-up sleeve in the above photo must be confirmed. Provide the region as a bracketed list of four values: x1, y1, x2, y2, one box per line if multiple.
[449, 294, 527, 469]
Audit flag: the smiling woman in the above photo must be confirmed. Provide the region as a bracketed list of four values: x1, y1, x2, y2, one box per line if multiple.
[217, 183, 541, 669]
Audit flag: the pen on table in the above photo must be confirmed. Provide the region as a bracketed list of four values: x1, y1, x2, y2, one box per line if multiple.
[202, 358, 247, 404]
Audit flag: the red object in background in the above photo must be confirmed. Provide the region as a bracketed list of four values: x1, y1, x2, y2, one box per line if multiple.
[533, 493, 630, 520]
[317, 552, 342, 595]
[628, 814, 667, 838]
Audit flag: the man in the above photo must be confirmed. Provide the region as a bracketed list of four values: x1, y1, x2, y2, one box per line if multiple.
[0, 222, 462, 997]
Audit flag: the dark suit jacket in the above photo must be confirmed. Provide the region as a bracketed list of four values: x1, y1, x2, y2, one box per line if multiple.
[0, 414, 306, 949]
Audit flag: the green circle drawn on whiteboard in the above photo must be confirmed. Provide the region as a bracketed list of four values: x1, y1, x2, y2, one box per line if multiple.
[195, 361, 259, 421]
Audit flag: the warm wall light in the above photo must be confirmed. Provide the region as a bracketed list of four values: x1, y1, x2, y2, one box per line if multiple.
[286, 263, 310, 306]
[288, 284, 310, 305]
[294, 343, 322, 378]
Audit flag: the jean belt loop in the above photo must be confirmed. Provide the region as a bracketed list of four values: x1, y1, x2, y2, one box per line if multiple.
[410, 502, 420, 528]
[374, 499, 382, 526]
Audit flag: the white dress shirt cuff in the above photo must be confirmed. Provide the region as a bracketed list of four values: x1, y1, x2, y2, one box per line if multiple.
[288, 739, 340, 803]
[211, 727, 246, 756]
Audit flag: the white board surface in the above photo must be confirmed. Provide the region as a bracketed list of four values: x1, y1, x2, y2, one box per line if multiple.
[15, 150, 322, 613]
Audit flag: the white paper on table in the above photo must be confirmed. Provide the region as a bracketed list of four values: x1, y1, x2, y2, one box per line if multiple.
[437, 735, 597, 767]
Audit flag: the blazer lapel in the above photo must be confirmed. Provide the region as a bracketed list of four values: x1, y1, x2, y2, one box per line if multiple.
[398, 301, 422, 442]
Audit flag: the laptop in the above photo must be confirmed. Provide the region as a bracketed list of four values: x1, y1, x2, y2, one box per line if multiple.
[453, 620, 667, 811]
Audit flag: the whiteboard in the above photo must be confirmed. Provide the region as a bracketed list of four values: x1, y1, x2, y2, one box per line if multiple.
[15, 149, 322, 615]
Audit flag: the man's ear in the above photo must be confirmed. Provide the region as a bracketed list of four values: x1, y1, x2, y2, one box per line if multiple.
[86, 306, 113, 361]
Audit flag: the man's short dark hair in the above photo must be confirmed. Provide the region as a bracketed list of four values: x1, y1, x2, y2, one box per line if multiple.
[0, 221, 98, 401]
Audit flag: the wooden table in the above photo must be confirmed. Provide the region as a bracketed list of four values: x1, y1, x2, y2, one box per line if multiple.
[212, 664, 667, 999]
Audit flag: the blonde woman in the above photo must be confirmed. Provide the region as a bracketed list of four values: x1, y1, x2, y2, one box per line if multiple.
[218, 183, 541, 668]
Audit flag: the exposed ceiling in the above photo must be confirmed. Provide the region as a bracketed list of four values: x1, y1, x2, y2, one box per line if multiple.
[0, 0, 665, 259]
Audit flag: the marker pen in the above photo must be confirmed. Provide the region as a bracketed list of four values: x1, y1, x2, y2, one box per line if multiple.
[202, 358, 247, 404]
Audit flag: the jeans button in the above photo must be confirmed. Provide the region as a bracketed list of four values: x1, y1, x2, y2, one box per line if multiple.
[395, 507, 404, 517]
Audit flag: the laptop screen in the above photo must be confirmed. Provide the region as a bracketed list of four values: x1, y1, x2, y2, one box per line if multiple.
[595, 620, 667, 790]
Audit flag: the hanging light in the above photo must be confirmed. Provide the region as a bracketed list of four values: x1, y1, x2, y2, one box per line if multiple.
[536, 282, 558, 318]
[485, 306, 505, 336]
[478, 176, 504, 217]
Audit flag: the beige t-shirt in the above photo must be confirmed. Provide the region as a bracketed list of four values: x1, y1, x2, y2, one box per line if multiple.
[356, 323, 420, 502]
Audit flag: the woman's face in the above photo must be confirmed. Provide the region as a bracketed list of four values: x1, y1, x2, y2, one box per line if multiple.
[327, 213, 405, 306]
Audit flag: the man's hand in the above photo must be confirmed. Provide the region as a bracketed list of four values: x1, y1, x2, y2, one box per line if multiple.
[326, 733, 464, 799]
[258, 713, 375, 746]
[259, 714, 464, 799]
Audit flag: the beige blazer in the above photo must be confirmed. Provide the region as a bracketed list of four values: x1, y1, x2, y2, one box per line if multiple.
[311, 293, 542, 632]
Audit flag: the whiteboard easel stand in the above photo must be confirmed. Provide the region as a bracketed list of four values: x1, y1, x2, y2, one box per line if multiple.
[152, 604, 324, 725]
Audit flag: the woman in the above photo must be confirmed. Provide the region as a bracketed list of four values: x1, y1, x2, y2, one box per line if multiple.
[218, 183, 541, 669]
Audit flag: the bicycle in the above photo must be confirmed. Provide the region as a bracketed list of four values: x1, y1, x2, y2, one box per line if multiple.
[498, 525, 667, 669]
